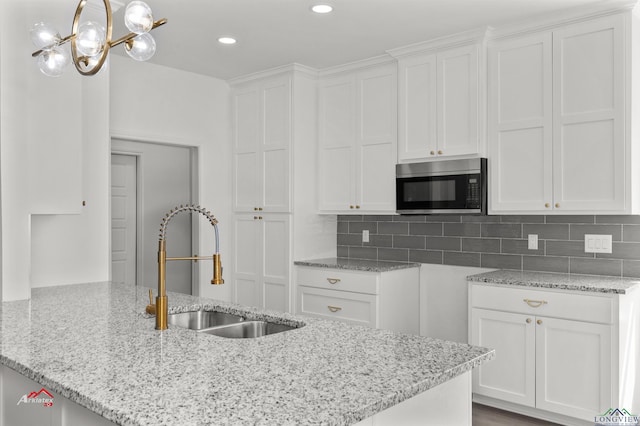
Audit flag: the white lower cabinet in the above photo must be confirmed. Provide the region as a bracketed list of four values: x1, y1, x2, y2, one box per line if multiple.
[234, 214, 291, 312]
[469, 283, 638, 425]
[296, 266, 419, 334]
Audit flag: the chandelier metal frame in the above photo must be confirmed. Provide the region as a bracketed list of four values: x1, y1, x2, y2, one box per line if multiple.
[31, 0, 167, 76]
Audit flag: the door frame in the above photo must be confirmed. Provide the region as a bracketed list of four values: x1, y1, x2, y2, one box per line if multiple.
[110, 138, 200, 295]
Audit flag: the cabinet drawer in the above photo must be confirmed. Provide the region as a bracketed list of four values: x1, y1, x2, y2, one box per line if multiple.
[470, 284, 613, 324]
[298, 286, 378, 327]
[296, 267, 379, 295]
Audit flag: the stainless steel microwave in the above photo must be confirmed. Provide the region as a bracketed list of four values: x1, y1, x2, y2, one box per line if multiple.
[396, 158, 487, 214]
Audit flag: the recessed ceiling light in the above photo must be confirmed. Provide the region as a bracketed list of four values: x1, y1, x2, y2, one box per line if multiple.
[218, 37, 237, 45]
[311, 4, 333, 14]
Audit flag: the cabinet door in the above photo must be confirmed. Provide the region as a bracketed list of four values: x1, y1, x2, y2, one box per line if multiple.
[261, 214, 291, 312]
[552, 15, 625, 212]
[233, 86, 260, 212]
[356, 65, 397, 212]
[261, 76, 291, 213]
[535, 317, 612, 421]
[233, 214, 291, 312]
[471, 308, 536, 407]
[233, 214, 261, 307]
[437, 44, 479, 157]
[318, 75, 357, 212]
[488, 32, 553, 213]
[397, 53, 437, 161]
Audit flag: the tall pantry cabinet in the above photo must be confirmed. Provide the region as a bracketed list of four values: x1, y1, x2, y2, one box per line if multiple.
[230, 66, 335, 313]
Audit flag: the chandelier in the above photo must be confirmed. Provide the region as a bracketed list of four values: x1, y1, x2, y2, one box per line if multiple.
[30, 0, 167, 77]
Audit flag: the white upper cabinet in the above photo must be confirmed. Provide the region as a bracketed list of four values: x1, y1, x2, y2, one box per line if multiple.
[232, 74, 291, 213]
[552, 16, 625, 212]
[318, 62, 397, 214]
[393, 39, 483, 162]
[490, 13, 633, 214]
[437, 44, 480, 157]
[489, 32, 553, 212]
[318, 74, 356, 212]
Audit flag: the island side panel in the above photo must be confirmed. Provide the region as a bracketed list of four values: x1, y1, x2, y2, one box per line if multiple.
[1, 366, 116, 426]
[354, 371, 472, 425]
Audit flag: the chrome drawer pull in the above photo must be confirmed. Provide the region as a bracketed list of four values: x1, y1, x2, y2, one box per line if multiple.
[326, 278, 341, 285]
[523, 299, 547, 308]
[327, 306, 342, 313]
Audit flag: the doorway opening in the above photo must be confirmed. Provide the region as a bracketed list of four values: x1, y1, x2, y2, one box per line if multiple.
[110, 138, 199, 295]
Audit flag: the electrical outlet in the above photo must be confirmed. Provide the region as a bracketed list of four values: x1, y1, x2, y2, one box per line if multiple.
[528, 234, 538, 250]
[584, 234, 612, 254]
[362, 230, 370, 243]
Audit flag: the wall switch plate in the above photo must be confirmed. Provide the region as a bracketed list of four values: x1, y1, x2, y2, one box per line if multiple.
[584, 234, 612, 254]
[528, 234, 538, 250]
[362, 230, 369, 243]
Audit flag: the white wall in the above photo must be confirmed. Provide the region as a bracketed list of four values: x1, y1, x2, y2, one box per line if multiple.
[109, 55, 232, 301]
[30, 70, 111, 288]
[1, 0, 110, 299]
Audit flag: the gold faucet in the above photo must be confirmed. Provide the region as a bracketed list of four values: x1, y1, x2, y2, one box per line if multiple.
[147, 205, 224, 330]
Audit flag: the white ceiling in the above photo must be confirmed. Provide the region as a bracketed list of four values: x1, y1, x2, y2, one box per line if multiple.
[112, 0, 619, 80]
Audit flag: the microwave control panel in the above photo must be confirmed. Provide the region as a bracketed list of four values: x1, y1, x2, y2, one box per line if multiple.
[466, 177, 481, 208]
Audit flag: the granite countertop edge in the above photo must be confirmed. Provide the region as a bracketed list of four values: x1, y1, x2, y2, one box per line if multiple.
[467, 270, 640, 295]
[294, 258, 421, 272]
[0, 349, 495, 426]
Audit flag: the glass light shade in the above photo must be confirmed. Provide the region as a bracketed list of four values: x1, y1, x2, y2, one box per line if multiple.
[124, 33, 156, 61]
[125, 1, 154, 34]
[30, 22, 61, 49]
[76, 21, 106, 57]
[36, 48, 70, 77]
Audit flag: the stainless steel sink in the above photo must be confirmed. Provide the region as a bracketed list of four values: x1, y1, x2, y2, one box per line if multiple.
[166, 310, 300, 338]
[199, 321, 296, 338]
[168, 310, 245, 330]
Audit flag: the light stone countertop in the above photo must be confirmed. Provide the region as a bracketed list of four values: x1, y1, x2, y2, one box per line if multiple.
[0, 282, 493, 426]
[467, 269, 640, 294]
[294, 257, 421, 272]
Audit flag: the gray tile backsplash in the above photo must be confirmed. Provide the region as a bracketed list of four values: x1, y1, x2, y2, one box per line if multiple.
[337, 214, 640, 278]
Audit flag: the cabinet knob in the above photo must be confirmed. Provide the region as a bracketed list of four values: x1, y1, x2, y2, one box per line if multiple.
[253, 216, 258, 220]
[537, 319, 543, 325]
[350, 205, 354, 209]
[254, 207, 258, 211]
[555, 203, 560, 208]
[327, 278, 341, 284]
[258, 207, 263, 211]
[545, 203, 550, 208]
[526, 318, 532, 324]
[327, 306, 342, 313]
[355, 205, 361, 209]
[438, 150, 443, 155]
[430, 151, 435, 155]
[258, 216, 263, 220]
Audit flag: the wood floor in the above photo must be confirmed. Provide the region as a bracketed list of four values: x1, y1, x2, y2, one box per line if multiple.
[472, 403, 561, 426]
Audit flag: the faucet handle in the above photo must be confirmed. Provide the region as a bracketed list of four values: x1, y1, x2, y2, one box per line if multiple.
[145, 289, 156, 315]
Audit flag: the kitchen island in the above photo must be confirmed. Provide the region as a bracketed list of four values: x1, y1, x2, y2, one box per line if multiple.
[0, 282, 493, 425]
